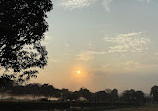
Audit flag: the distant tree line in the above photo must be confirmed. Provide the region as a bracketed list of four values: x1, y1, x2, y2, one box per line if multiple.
[0, 75, 158, 104]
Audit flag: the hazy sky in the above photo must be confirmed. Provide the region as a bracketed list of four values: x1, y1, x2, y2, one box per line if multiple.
[31, 0, 158, 93]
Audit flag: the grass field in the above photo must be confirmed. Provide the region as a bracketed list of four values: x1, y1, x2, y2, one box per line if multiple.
[1, 101, 158, 111]
[108, 104, 158, 111]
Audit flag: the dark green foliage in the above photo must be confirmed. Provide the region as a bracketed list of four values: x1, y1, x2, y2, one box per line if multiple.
[40, 84, 55, 97]
[0, 75, 15, 92]
[78, 88, 92, 101]
[111, 89, 119, 102]
[0, 75, 14, 85]
[95, 89, 119, 103]
[151, 85, 158, 103]
[120, 89, 146, 104]
[0, 0, 53, 81]
[95, 90, 108, 103]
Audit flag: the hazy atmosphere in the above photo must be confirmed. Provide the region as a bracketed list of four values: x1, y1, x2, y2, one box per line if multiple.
[30, 0, 158, 93]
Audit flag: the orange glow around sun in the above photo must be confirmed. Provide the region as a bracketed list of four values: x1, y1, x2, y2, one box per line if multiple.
[71, 66, 89, 80]
[69, 66, 93, 89]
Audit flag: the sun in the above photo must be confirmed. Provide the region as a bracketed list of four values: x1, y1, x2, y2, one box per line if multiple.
[77, 70, 81, 74]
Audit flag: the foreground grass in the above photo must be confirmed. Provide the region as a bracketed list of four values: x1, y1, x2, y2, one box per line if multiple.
[108, 104, 158, 111]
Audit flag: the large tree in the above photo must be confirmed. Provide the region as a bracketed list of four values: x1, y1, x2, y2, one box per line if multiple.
[0, 0, 53, 82]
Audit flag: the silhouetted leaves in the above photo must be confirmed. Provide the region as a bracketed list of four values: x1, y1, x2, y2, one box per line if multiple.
[151, 85, 158, 103]
[0, 74, 15, 93]
[0, 0, 53, 81]
[120, 89, 146, 104]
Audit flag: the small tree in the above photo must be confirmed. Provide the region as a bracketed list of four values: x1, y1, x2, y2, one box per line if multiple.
[120, 89, 146, 104]
[120, 89, 136, 103]
[111, 89, 119, 102]
[78, 88, 92, 101]
[0, 75, 15, 99]
[151, 85, 158, 103]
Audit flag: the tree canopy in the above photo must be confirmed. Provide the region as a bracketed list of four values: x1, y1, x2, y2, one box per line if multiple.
[151, 85, 158, 103]
[0, 0, 53, 81]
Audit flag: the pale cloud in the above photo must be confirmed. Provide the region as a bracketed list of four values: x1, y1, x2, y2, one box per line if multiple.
[58, 0, 92, 9]
[88, 41, 92, 48]
[57, 0, 154, 12]
[119, 61, 158, 73]
[104, 32, 150, 53]
[64, 43, 71, 55]
[96, 61, 142, 74]
[102, 0, 113, 13]
[154, 52, 158, 56]
[58, 0, 113, 13]
[121, 61, 142, 72]
[139, 0, 153, 3]
[76, 51, 106, 61]
[92, 60, 158, 75]
[152, 52, 158, 60]
[91, 64, 111, 74]
[48, 56, 59, 63]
